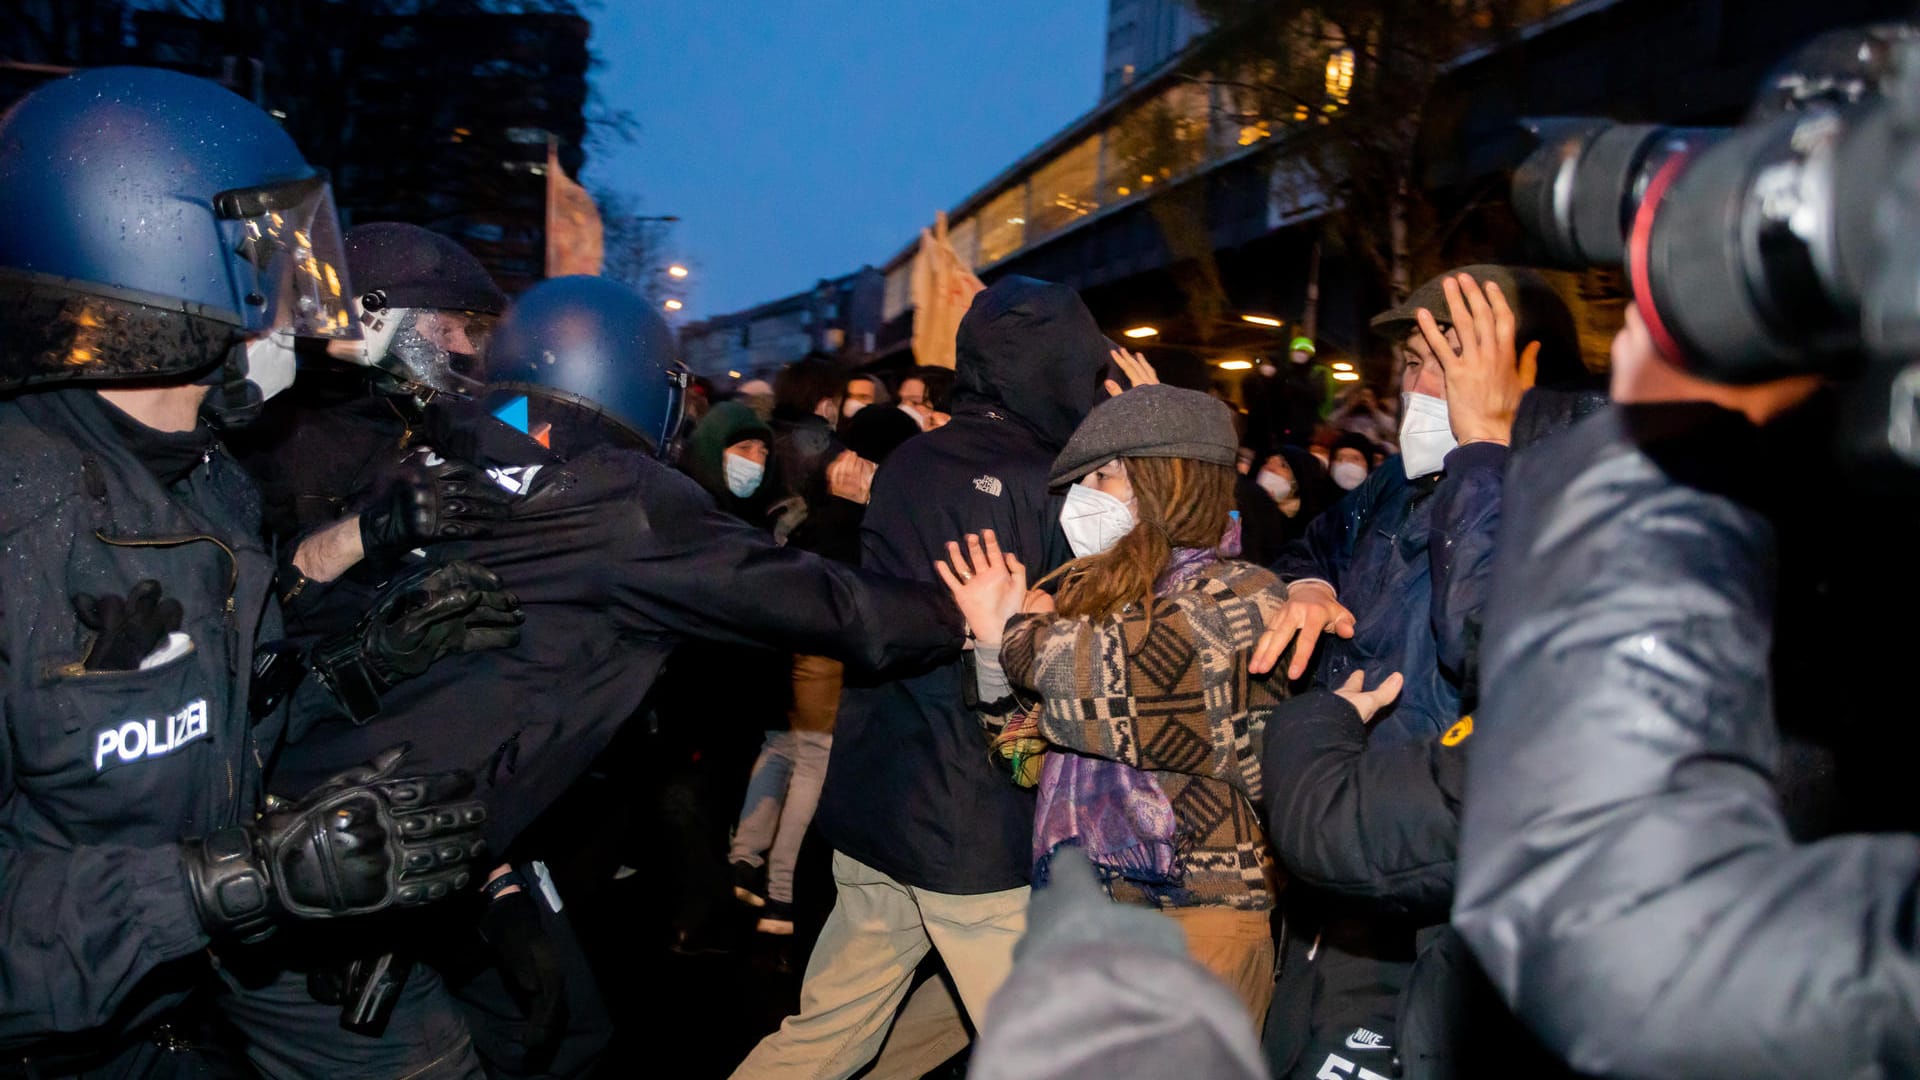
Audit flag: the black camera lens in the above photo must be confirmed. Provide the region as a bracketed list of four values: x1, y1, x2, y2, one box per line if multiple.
[1637, 102, 1887, 383]
[1512, 119, 1726, 269]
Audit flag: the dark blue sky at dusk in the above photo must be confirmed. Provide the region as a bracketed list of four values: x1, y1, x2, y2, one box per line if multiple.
[585, 2, 1108, 318]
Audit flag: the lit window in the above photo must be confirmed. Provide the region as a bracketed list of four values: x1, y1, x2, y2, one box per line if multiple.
[1325, 48, 1355, 108]
[977, 185, 1028, 265]
[1028, 136, 1101, 243]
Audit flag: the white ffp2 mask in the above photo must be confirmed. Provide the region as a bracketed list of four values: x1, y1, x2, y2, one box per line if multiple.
[1256, 470, 1294, 502]
[1060, 482, 1135, 558]
[1399, 392, 1458, 479]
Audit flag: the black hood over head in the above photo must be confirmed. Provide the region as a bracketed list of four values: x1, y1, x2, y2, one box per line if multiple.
[951, 276, 1113, 451]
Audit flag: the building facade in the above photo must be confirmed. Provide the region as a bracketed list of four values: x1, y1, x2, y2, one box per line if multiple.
[679, 268, 884, 386]
[860, 0, 1907, 396]
[2, 1, 592, 297]
[1102, 0, 1210, 98]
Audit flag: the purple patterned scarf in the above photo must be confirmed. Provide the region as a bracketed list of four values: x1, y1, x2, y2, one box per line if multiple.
[1031, 547, 1218, 899]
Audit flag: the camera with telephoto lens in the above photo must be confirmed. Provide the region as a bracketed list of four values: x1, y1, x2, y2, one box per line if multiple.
[1509, 23, 1920, 411]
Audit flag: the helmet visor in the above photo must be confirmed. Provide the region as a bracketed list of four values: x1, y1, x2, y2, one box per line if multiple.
[213, 174, 358, 339]
[383, 308, 498, 398]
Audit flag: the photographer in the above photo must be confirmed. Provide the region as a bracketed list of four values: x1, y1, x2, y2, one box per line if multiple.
[1452, 300, 1920, 1078]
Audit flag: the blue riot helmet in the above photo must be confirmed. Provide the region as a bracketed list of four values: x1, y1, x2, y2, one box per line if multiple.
[0, 67, 358, 418]
[486, 275, 691, 457]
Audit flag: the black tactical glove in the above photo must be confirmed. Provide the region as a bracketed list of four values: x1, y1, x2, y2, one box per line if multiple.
[479, 877, 568, 1056]
[182, 745, 487, 944]
[311, 559, 523, 722]
[73, 580, 184, 672]
[358, 457, 512, 562]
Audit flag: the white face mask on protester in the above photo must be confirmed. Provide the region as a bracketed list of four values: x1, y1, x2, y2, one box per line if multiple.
[723, 451, 765, 498]
[1330, 461, 1368, 491]
[1060, 482, 1136, 558]
[1255, 470, 1294, 503]
[1399, 391, 1458, 479]
[841, 398, 868, 421]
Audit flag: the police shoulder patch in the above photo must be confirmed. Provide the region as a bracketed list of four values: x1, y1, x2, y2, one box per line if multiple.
[1442, 715, 1474, 747]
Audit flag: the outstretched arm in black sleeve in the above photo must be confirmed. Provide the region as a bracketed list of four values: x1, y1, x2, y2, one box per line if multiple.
[1262, 684, 1463, 922]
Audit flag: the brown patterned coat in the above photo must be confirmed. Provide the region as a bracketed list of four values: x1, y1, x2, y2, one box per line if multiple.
[997, 560, 1289, 910]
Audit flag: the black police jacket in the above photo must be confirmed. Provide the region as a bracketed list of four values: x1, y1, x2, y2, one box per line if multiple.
[1261, 694, 1558, 1080]
[1264, 693, 1463, 923]
[268, 414, 963, 850]
[815, 276, 1108, 894]
[0, 389, 278, 1048]
[1455, 403, 1920, 1079]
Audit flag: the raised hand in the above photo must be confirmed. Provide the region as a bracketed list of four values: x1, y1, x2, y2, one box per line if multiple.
[932, 529, 1029, 648]
[1104, 348, 1160, 397]
[1415, 273, 1538, 446]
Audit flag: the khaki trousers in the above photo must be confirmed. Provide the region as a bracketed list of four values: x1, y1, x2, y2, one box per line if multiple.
[730, 852, 1028, 1080]
[1161, 904, 1277, 1023]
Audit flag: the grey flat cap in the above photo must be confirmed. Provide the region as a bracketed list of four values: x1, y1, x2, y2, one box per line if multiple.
[1369, 263, 1587, 388]
[1049, 384, 1239, 488]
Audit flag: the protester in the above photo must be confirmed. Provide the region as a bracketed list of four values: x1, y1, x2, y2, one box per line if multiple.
[765, 356, 850, 542]
[1326, 432, 1376, 492]
[1246, 267, 1590, 1080]
[937, 384, 1288, 1021]
[731, 276, 1113, 1078]
[1258, 266, 1580, 744]
[683, 400, 774, 520]
[726, 403, 922, 937]
[1330, 384, 1398, 445]
[897, 365, 955, 430]
[841, 372, 887, 422]
[666, 400, 793, 949]
[1240, 445, 1338, 564]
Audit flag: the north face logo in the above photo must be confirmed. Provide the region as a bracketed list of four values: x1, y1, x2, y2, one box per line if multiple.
[973, 475, 1004, 497]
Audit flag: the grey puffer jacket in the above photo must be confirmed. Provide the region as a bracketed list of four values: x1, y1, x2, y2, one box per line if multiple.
[1455, 401, 1920, 1079]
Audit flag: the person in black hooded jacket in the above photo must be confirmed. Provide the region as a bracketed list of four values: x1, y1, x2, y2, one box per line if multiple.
[733, 276, 1114, 1079]
[1239, 445, 1340, 564]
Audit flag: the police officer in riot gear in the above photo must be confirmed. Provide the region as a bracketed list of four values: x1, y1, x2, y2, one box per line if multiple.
[241, 268, 962, 1076]
[236, 221, 517, 591]
[238, 223, 609, 1076]
[0, 67, 513, 1078]
[341, 221, 508, 403]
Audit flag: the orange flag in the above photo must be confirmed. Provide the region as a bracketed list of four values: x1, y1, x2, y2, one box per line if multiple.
[545, 139, 604, 277]
[909, 211, 984, 370]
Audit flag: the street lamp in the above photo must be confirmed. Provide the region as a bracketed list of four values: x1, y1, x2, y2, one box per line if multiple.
[663, 298, 684, 312]
[1123, 326, 1159, 339]
[1241, 314, 1283, 327]
[1219, 359, 1254, 371]
[668, 264, 690, 279]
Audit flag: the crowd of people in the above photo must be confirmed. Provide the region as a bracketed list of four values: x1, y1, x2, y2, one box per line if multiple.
[2, 58, 1917, 1080]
